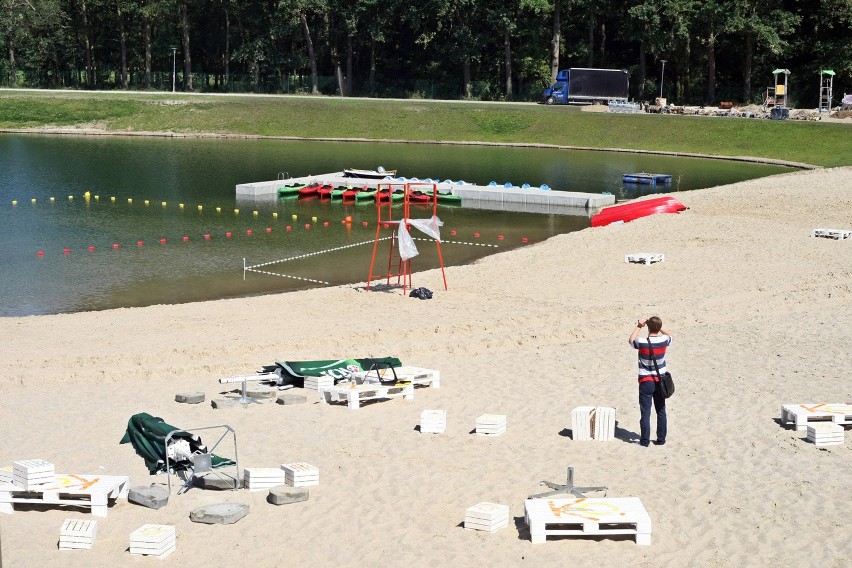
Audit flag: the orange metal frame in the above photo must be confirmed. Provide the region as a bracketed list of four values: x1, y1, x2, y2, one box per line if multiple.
[366, 182, 448, 294]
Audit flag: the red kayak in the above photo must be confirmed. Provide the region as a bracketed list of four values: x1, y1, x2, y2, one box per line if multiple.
[343, 185, 367, 200]
[317, 184, 335, 198]
[375, 188, 393, 202]
[298, 183, 322, 196]
[591, 196, 686, 227]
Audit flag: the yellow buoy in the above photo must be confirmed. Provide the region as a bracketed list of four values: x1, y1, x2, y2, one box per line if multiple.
[311, 216, 317, 222]
[234, 208, 239, 214]
[12, 200, 17, 205]
[110, 196, 116, 203]
[292, 214, 298, 220]
[50, 197, 55, 202]
[179, 203, 184, 209]
[252, 210, 258, 217]
[216, 207, 221, 213]
[31, 198, 36, 204]
[197, 205, 203, 211]
[162, 201, 167, 207]
[84, 191, 91, 198]
[144, 200, 149, 206]
[127, 198, 132, 204]
[94, 195, 99, 201]
[272, 212, 278, 219]
[68, 195, 74, 201]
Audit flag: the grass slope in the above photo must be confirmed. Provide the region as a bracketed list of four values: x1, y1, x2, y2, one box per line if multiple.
[1, 91, 850, 167]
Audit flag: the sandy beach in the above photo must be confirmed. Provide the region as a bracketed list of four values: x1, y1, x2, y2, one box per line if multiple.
[1, 166, 850, 567]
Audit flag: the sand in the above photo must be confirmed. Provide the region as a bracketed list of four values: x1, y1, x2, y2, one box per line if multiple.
[1, 166, 851, 566]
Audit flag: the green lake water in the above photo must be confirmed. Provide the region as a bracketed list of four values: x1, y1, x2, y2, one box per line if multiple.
[0, 134, 792, 316]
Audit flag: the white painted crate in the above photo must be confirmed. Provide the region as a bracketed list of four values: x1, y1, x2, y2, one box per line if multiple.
[129, 524, 176, 559]
[625, 253, 665, 265]
[572, 407, 595, 441]
[304, 376, 335, 391]
[12, 459, 55, 490]
[781, 403, 852, 431]
[464, 502, 510, 533]
[0, 467, 11, 485]
[476, 414, 507, 436]
[525, 497, 651, 545]
[281, 463, 319, 487]
[244, 467, 287, 491]
[420, 409, 447, 434]
[811, 228, 852, 240]
[59, 518, 97, 550]
[806, 423, 844, 447]
[593, 407, 616, 441]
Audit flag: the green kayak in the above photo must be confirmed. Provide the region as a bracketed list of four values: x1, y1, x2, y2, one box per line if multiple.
[437, 193, 462, 205]
[330, 186, 347, 199]
[355, 188, 379, 201]
[277, 183, 307, 196]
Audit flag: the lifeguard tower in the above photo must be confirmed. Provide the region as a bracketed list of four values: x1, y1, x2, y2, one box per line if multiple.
[366, 182, 448, 295]
[819, 69, 835, 113]
[764, 68, 790, 110]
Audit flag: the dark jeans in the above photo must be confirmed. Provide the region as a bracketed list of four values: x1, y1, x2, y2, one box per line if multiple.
[639, 380, 667, 446]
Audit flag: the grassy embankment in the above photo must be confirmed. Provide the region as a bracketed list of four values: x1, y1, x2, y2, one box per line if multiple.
[1, 90, 851, 167]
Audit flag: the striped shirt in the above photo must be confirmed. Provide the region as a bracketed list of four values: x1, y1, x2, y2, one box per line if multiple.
[633, 334, 672, 383]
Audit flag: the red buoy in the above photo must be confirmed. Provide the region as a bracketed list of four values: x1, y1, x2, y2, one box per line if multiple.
[63, 248, 70, 254]
[204, 234, 211, 240]
[160, 238, 167, 244]
[37, 251, 45, 256]
[137, 241, 144, 246]
[521, 237, 528, 243]
[88, 246, 95, 252]
[113, 243, 120, 249]
[450, 230, 457, 236]
[225, 232, 232, 238]
[498, 235, 504, 240]
[246, 229, 253, 236]
[473, 232, 480, 238]
[266, 227, 272, 233]
[182, 236, 189, 242]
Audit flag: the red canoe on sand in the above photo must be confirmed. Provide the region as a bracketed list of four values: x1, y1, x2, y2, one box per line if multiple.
[591, 196, 686, 227]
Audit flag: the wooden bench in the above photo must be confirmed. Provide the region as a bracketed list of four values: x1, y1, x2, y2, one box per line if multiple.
[781, 403, 852, 431]
[320, 382, 414, 409]
[525, 497, 651, 545]
[0, 474, 129, 518]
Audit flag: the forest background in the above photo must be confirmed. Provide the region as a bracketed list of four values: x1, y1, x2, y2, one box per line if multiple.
[1, 0, 850, 108]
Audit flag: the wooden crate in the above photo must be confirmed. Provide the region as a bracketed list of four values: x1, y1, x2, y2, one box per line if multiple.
[59, 518, 97, 550]
[625, 253, 665, 265]
[781, 403, 852, 431]
[464, 502, 509, 533]
[420, 409, 447, 434]
[244, 467, 287, 491]
[281, 463, 319, 487]
[12, 459, 55, 490]
[0, 474, 129, 518]
[811, 228, 852, 240]
[525, 497, 651, 545]
[476, 414, 507, 436]
[129, 524, 176, 558]
[806, 423, 844, 447]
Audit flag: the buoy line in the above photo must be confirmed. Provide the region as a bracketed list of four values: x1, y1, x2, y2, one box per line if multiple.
[243, 267, 330, 285]
[244, 237, 392, 270]
[413, 237, 499, 248]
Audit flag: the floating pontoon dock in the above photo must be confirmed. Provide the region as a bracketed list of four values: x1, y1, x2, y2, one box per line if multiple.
[621, 173, 672, 185]
[236, 172, 614, 216]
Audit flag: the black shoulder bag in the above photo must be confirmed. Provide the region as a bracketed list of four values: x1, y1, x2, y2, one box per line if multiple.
[647, 337, 675, 398]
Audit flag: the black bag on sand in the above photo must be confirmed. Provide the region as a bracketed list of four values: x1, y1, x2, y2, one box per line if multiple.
[647, 339, 675, 398]
[409, 287, 433, 300]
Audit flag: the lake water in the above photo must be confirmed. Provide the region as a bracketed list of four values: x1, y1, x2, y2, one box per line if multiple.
[0, 134, 792, 316]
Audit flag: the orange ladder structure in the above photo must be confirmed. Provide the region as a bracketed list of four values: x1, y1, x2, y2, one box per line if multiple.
[366, 182, 448, 295]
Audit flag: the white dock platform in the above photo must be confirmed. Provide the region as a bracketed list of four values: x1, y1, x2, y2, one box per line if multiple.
[236, 172, 614, 215]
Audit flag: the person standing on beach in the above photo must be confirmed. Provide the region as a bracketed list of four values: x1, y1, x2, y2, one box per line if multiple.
[629, 316, 672, 447]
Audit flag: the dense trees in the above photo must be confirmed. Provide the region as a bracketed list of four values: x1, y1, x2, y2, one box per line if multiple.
[0, 0, 849, 106]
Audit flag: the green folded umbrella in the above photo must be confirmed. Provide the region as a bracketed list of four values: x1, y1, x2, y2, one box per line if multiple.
[120, 412, 235, 475]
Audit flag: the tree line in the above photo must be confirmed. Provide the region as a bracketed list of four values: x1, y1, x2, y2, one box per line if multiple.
[2, 0, 850, 107]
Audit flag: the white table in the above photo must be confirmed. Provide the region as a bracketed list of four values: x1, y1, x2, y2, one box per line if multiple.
[525, 497, 651, 545]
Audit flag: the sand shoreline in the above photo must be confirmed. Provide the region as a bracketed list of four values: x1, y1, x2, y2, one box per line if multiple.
[1, 166, 850, 566]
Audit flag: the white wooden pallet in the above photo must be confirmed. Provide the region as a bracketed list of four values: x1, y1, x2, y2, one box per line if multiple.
[781, 403, 852, 431]
[811, 228, 852, 240]
[525, 497, 651, 545]
[320, 382, 414, 409]
[0, 474, 129, 518]
[352, 366, 441, 389]
[625, 253, 665, 265]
